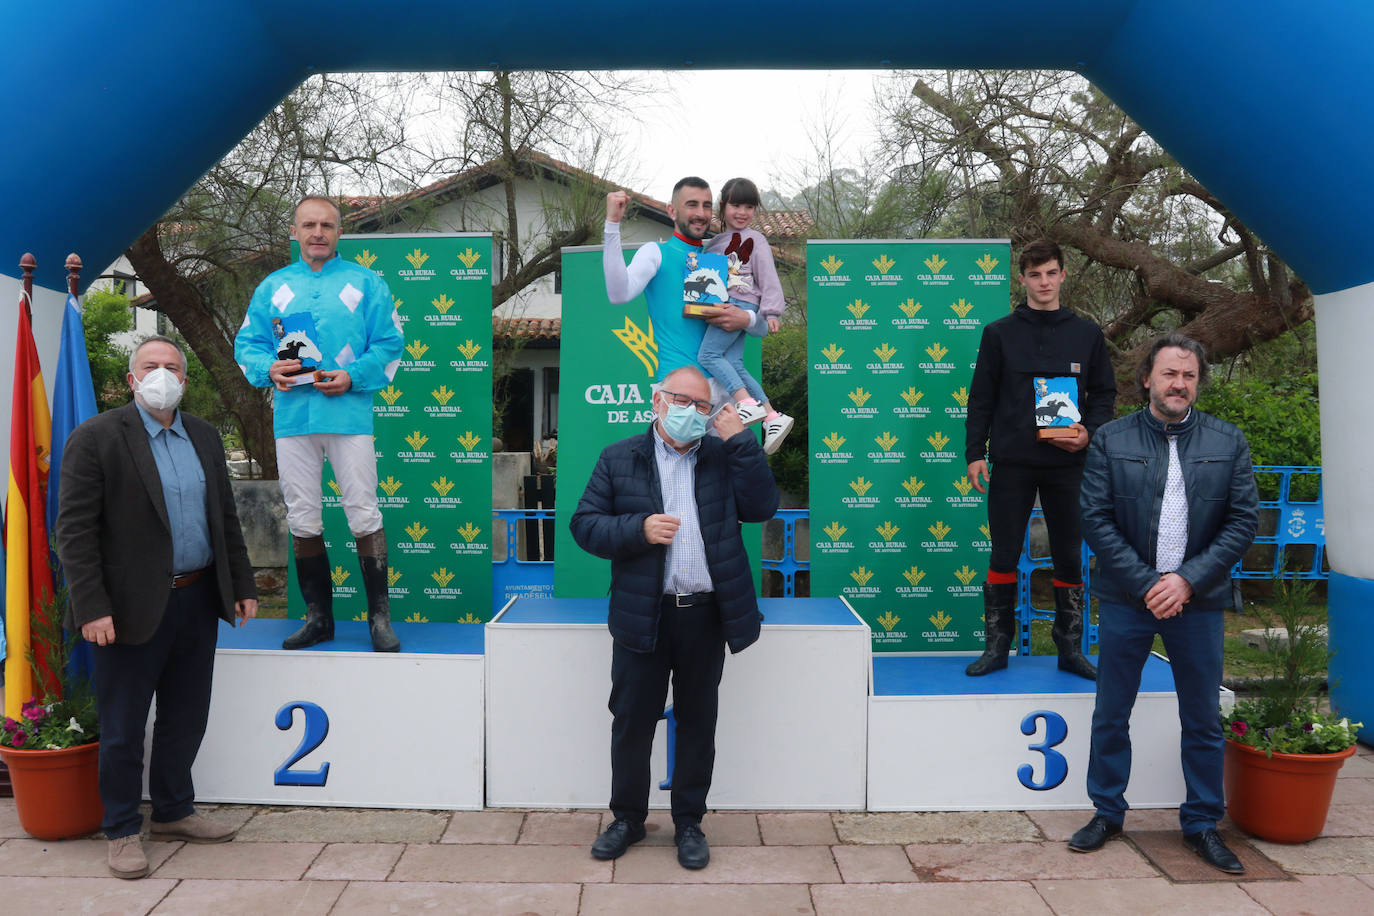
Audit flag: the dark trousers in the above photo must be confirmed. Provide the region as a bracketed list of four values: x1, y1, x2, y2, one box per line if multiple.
[1086, 600, 1226, 833]
[91, 577, 219, 839]
[987, 461, 1085, 582]
[608, 600, 726, 828]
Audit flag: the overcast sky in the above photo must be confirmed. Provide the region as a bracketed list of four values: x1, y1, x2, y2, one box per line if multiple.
[615, 70, 888, 201]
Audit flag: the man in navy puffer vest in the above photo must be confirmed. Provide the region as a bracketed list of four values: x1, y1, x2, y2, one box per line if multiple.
[571, 365, 779, 870]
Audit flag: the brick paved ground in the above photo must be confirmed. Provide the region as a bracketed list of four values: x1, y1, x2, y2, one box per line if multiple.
[2, 743, 1372, 914]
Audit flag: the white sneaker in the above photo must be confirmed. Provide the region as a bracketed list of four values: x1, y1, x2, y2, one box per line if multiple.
[735, 402, 768, 427]
[763, 414, 794, 454]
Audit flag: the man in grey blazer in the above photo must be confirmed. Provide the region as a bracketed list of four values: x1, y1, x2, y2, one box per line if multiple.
[56, 335, 258, 879]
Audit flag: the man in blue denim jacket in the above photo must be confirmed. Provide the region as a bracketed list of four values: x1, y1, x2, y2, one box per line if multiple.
[1068, 332, 1258, 874]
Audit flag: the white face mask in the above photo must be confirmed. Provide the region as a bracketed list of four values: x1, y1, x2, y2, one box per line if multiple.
[135, 367, 186, 411]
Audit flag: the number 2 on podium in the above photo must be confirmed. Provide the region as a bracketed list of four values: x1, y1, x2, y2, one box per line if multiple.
[274, 701, 331, 787]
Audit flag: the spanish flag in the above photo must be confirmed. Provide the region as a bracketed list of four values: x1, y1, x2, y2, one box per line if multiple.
[4, 293, 55, 718]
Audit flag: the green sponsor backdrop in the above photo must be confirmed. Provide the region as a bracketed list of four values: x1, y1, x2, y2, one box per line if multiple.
[287, 233, 493, 624]
[554, 245, 762, 598]
[807, 239, 1010, 652]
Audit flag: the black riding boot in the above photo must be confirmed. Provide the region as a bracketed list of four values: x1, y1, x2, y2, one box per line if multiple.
[356, 528, 401, 653]
[966, 581, 1017, 676]
[283, 535, 335, 649]
[1053, 583, 1097, 681]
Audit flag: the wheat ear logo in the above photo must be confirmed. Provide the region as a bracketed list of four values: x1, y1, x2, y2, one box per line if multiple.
[379, 385, 403, 405]
[330, 566, 351, 586]
[431, 568, 455, 587]
[457, 247, 482, 268]
[925, 342, 949, 361]
[405, 521, 429, 542]
[353, 250, 378, 269]
[872, 342, 898, 362]
[431, 384, 455, 405]
[405, 431, 428, 451]
[612, 317, 659, 377]
[980, 523, 993, 540]
[848, 386, 872, 407]
[378, 476, 403, 497]
[824, 521, 848, 542]
[392, 295, 404, 311]
[877, 611, 900, 631]
[875, 521, 901, 541]
[900, 387, 925, 406]
[405, 611, 431, 623]
[927, 431, 951, 450]
[405, 248, 429, 269]
[872, 254, 897, 274]
[457, 340, 482, 360]
[405, 340, 429, 360]
[976, 253, 999, 274]
[924, 253, 947, 273]
[821, 343, 845, 363]
[954, 565, 979, 585]
[431, 476, 455, 496]
[457, 431, 482, 451]
[823, 432, 847, 452]
[929, 520, 952, 540]
[431, 293, 455, 314]
[850, 566, 874, 586]
[387, 569, 403, 587]
[456, 522, 483, 543]
[849, 476, 873, 496]
[929, 610, 954, 630]
[901, 476, 926, 496]
[953, 477, 974, 497]
[819, 254, 844, 275]
[327, 480, 342, 496]
[898, 298, 923, 317]
[952, 386, 970, 407]
[846, 299, 870, 318]
[950, 298, 975, 318]
[874, 431, 899, 451]
[456, 612, 482, 624]
[902, 566, 927, 586]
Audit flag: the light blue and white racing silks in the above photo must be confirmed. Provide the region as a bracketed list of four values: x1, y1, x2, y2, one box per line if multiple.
[235, 255, 404, 438]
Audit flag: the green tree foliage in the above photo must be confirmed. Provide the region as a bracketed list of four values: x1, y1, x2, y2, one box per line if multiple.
[80, 287, 134, 411]
[761, 324, 809, 500]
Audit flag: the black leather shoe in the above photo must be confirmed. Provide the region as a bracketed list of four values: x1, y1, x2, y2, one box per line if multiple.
[1183, 828, 1245, 874]
[675, 823, 710, 869]
[1068, 814, 1123, 852]
[591, 819, 645, 860]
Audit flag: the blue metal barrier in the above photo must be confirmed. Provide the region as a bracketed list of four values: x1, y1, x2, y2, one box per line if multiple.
[491, 508, 555, 613]
[761, 509, 809, 598]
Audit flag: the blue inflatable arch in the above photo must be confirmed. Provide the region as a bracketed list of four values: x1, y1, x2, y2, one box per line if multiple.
[4, 0, 1372, 723]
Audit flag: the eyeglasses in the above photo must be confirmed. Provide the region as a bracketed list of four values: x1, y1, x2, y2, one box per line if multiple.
[661, 389, 713, 415]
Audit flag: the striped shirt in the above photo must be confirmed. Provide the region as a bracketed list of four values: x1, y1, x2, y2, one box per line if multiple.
[653, 426, 712, 595]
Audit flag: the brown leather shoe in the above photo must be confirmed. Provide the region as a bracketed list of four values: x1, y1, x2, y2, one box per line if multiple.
[148, 813, 237, 844]
[108, 834, 149, 879]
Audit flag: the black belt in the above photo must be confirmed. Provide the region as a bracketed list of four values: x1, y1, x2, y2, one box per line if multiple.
[172, 567, 210, 589]
[662, 591, 715, 608]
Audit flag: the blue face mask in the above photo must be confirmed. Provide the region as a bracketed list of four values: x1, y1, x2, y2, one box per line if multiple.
[661, 401, 710, 443]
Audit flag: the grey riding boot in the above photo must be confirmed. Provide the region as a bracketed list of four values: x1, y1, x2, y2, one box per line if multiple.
[1052, 584, 1098, 681]
[966, 581, 1018, 676]
[283, 535, 335, 649]
[356, 528, 401, 653]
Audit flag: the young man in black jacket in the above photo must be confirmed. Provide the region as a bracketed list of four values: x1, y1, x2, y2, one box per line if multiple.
[963, 240, 1117, 679]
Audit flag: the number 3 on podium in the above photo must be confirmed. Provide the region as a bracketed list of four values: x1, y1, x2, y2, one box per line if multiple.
[1018, 710, 1068, 791]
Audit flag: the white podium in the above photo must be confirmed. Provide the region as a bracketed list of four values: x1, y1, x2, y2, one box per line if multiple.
[485, 597, 871, 810]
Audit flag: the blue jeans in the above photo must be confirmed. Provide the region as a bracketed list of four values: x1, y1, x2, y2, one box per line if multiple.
[1086, 600, 1225, 834]
[697, 298, 767, 403]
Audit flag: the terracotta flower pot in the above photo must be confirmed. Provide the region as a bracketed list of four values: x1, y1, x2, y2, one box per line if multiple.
[1224, 739, 1355, 844]
[0, 742, 103, 840]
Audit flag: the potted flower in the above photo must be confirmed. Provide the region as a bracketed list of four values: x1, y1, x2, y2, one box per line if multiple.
[1221, 575, 1362, 844]
[0, 587, 103, 840]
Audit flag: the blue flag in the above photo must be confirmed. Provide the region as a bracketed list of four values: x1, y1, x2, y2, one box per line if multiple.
[49, 291, 99, 684]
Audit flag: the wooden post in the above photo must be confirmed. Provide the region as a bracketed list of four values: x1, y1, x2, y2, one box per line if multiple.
[19, 252, 36, 319]
[66, 253, 82, 299]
